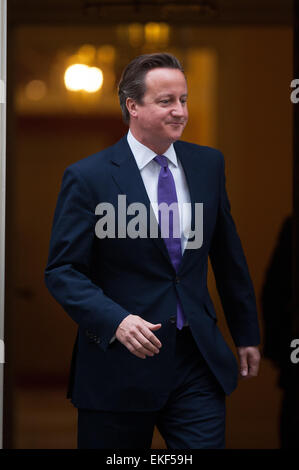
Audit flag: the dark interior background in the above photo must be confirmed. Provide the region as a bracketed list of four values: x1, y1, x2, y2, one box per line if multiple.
[3, 0, 295, 448]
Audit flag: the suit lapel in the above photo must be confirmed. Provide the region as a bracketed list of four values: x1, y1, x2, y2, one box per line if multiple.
[109, 137, 206, 271]
[174, 141, 207, 270]
[109, 137, 172, 265]
[174, 142, 197, 234]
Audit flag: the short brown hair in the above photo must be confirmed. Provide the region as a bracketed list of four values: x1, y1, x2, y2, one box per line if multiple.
[118, 52, 185, 124]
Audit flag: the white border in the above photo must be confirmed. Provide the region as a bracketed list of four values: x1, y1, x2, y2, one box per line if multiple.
[0, 0, 7, 449]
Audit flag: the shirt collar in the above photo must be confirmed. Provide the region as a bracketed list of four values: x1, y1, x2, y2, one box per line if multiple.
[127, 129, 178, 170]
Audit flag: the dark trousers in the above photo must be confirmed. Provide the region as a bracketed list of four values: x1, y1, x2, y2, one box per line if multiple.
[77, 327, 226, 449]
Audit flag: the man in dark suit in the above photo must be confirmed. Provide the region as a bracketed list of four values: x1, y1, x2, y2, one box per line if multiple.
[45, 53, 260, 449]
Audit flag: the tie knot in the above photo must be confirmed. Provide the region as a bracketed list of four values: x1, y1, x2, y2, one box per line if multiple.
[154, 155, 168, 168]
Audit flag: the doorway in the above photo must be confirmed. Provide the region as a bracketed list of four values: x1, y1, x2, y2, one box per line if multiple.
[4, 0, 294, 449]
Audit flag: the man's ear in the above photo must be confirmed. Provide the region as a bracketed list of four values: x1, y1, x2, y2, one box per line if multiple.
[126, 98, 138, 120]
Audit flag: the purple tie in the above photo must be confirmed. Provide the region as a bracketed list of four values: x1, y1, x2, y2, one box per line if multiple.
[154, 154, 186, 329]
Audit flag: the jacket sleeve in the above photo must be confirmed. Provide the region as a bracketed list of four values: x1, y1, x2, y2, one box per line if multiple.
[44, 165, 130, 351]
[209, 152, 261, 347]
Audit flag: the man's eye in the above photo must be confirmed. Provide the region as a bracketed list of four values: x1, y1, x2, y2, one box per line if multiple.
[160, 100, 169, 104]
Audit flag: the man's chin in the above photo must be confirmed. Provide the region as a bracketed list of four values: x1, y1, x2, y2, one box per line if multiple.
[169, 130, 184, 141]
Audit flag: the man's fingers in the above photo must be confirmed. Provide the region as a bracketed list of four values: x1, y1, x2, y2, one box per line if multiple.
[135, 330, 160, 354]
[126, 340, 146, 359]
[239, 354, 248, 377]
[127, 336, 154, 358]
[115, 315, 162, 359]
[142, 321, 162, 349]
[238, 347, 261, 379]
[148, 323, 162, 330]
[140, 325, 162, 350]
[143, 321, 161, 330]
[120, 328, 159, 358]
[248, 357, 260, 377]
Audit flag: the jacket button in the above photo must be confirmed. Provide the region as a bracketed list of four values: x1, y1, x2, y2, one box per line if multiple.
[175, 276, 180, 284]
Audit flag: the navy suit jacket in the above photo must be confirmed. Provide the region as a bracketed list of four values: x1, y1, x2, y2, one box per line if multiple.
[45, 135, 260, 411]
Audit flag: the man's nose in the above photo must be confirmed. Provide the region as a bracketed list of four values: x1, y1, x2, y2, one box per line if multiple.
[171, 101, 185, 116]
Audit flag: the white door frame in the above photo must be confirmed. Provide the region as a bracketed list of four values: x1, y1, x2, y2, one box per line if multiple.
[0, 0, 7, 449]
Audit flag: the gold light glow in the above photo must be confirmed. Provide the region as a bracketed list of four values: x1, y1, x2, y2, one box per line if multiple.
[97, 45, 116, 64]
[128, 23, 144, 47]
[145, 22, 170, 45]
[25, 80, 47, 101]
[64, 64, 103, 93]
[77, 44, 96, 63]
[84, 67, 104, 93]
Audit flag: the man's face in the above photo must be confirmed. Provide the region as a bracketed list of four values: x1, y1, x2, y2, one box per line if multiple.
[129, 67, 188, 152]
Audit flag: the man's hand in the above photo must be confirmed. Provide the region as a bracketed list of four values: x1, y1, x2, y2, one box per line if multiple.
[115, 314, 162, 359]
[237, 346, 261, 379]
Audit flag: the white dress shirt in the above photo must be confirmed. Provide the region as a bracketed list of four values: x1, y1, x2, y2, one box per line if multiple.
[110, 131, 191, 342]
[127, 129, 192, 253]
